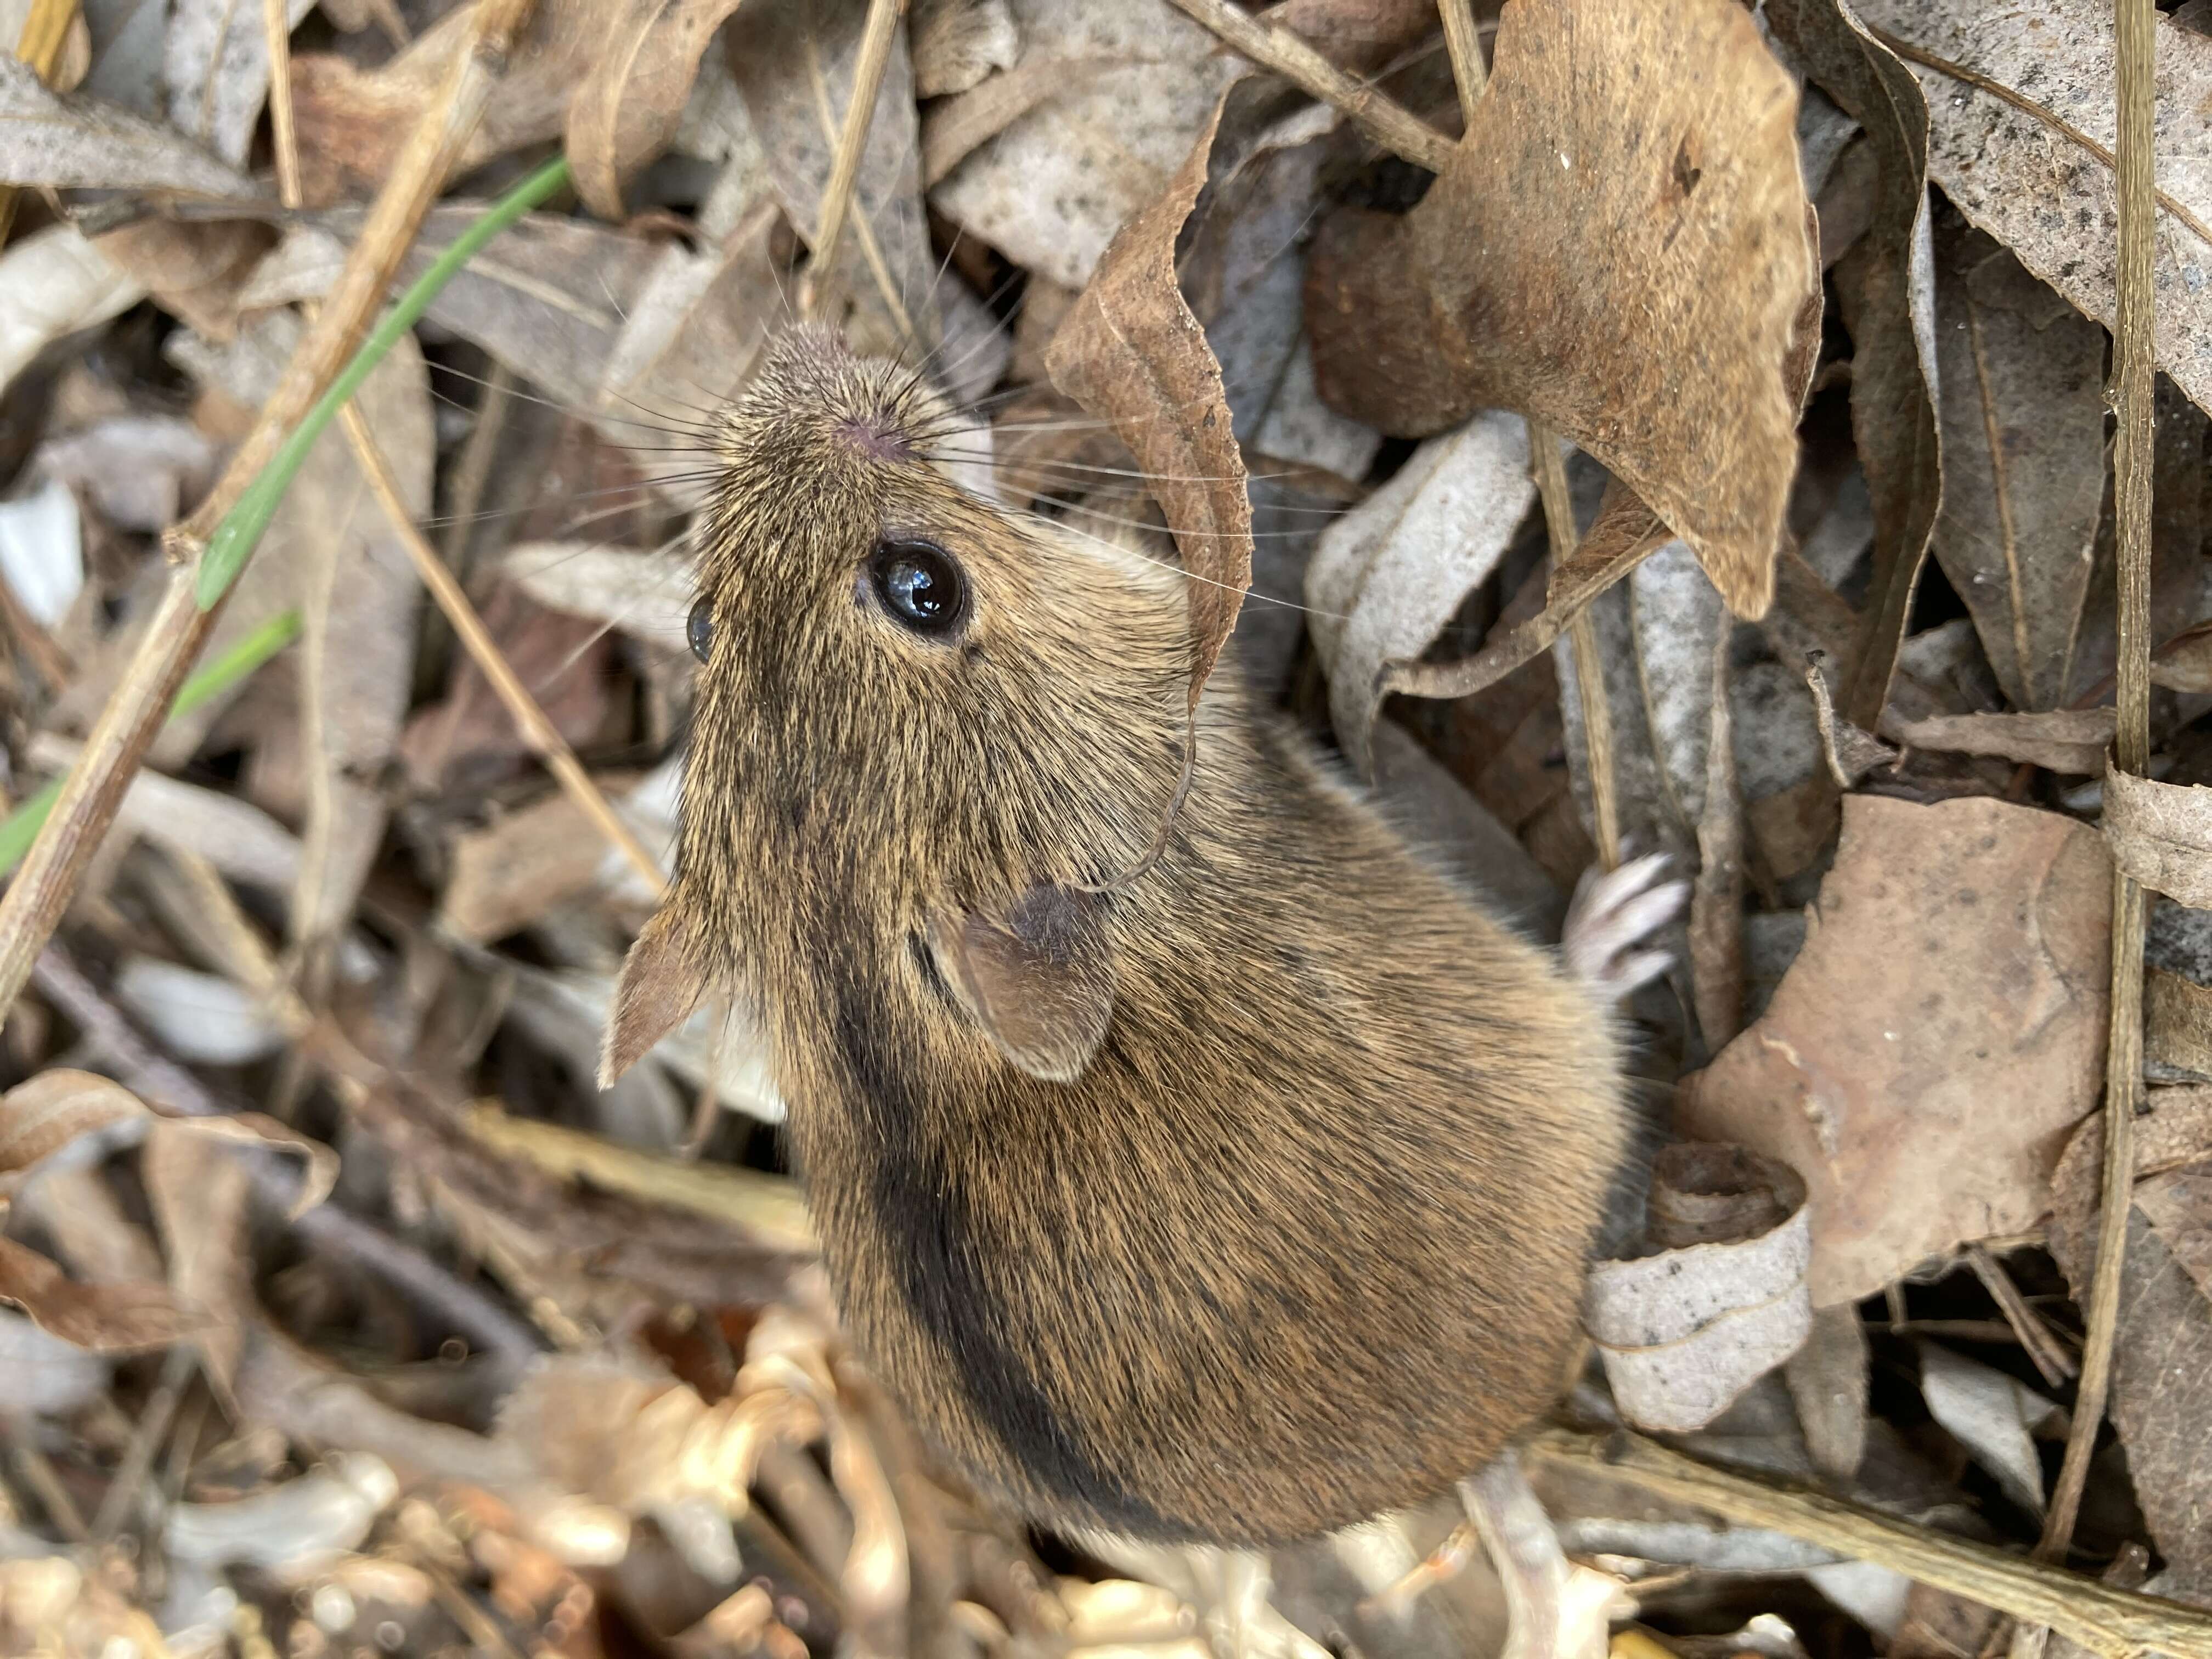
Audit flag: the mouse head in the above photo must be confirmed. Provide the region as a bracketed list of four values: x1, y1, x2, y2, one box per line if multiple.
[600, 325, 1193, 1089]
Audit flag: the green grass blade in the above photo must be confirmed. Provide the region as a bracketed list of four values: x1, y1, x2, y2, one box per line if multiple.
[0, 608, 304, 877]
[195, 153, 573, 611]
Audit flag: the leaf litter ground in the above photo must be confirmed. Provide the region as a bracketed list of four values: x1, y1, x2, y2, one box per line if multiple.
[0, 0, 2209, 1656]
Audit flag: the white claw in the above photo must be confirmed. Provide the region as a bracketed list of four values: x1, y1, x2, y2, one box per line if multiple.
[1562, 853, 1687, 1002]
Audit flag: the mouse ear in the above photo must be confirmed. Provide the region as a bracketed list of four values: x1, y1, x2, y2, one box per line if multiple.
[600, 899, 713, 1087]
[930, 885, 1115, 1084]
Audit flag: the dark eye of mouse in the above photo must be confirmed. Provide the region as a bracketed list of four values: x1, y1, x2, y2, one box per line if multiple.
[686, 597, 713, 663]
[869, 539, 966, 636]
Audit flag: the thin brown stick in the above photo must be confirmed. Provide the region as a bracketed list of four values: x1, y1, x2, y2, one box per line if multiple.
[1526, 1430, 2212, 1659]
[1863, 25, 2212, 254]
[1965, 1243, 2078, 1387]
[0, 0, 82, 248]
[261, 0, 303, 210]
[1437, 0, 1487, 127]
[801, 0, 911, 321]
[1537, 432, 1621, 870]
[0, 0, 542, 1018]
[1164, 0, 1455, 174]
[2033, 0, 2157, 1581]
[340, 405, 668, 893]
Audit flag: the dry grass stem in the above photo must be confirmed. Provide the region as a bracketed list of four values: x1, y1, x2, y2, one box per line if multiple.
[1537, 432, 1622, 870]
[800, 0, 912, 321]
[1527, 1430, 2212, 1659]
[0, 0, 543, 1018]
[337, 403, 669, 894]
[1165, 0, 1455, 173]
[1438, 0, 1488, 127]
[2030, 0, 2158, 1586]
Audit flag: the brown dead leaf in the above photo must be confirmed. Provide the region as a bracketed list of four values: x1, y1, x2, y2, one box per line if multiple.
[1783, 1302, 1870, 1481]
[2047, 1085, 2212, 1273]
[2105, 769, 2212, 910]
[1304, 0, 1815, 617]
[1927, 219, 2109, 710]
[441, 772, 650, 943]
[1767, 0, 1938, 728]
[1264, 0, 1441, 73]
[1887, 709, 2115, 775]
[2154, 619, 2212, 695]
[144, 1121, 253, 1396]
[402, 583, 616, 794]
[0, 1236, 207, 1353]
[1303, 411, 1532, 773]
[1679, 795, 2113, 1305]
[1585, 1144, 1813, 1433]
[288, 0, 600, 204]
[565, 0, 751, 221]
[1046, 92, 1251, 709]
[1854, 0, 2212, 415]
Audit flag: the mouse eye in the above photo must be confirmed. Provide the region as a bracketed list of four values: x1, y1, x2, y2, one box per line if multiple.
[868, 539, 967, 637]
[686, 597, 714, 663]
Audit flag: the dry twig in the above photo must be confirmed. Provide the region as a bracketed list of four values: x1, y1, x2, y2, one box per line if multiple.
[1164, 0, 1455, 172]
[1527, 1430, 2212, 1659]
[802, 0, 912, 321]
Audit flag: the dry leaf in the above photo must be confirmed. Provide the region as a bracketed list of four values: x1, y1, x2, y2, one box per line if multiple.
[401, 584, 615, 794]
[1853, 0, 2212, 414]
[167, 1454, 400, 1570]
[26, 733, 303, 891]
[910, 0, 1017, 97]
[1916, 1342, 2053, 1519]
[727, 0, 938, 352]
[565, 0, 751, 221]
[2046, 1085, 2212, 1276]
[144, 1119, 255, 1395]
[1926, 219, 2109, 710]
[1782, 1302, 1869, 1482]
[114, 957, 284, 1064]
[441, 772, 650, 943]
[1768, 0, 1938, 727]
[1679, 795, 2112, 1305]
[1887, 709, 2115, 775]
[1303, 411, 1532, 774]
[2148, 969, 2212, 1077]
[1046, 92, 1252, 709]
[1305, 0, 1816, 616]
[1585, 1144, 1814, 1434]
[929, 0, 1237, 289]
[918, 50, 1139, 187]
[2105, 769, 2212, 910]
[1691, 627, 1747, 1051]
[164, 0, 316, 165]
[502, 541, 696, 653]
[0, 56, 260, 196]
[0, 224, 144, 396]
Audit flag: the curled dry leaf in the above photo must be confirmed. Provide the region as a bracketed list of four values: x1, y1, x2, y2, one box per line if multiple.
[1584, 1144, 1814, 1435]
[565, 0, 753, 222]
[1888, 709, 2116, 775]
[910, 0, 1018, 98]
[1926, 221, 2109, 711]
[1304, 0, 1816, 617]
[1680, 795, 2112, 1305]
[1853, 0, 2212, 414]
[0, 57, 261, 197]
[1766, 0, 1938, 729]
[1803, 656, 1900, 787]
[1046, 92, 1252, 709]
[1379, 479, 1675, 709]
[2106, 770, 2212, 910]
[1303, 411, 1532, 774]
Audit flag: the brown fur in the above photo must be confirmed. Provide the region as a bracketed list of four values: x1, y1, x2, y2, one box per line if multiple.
[605, 324, 1633, 1547]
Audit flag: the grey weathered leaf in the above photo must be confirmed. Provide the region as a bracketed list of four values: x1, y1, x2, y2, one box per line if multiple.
[929, 0, 1236, 289]
[0, 224, 144, 396]
[1305, 413, 1533, 776]
[164, 0, 317, 166]
[1917, 1341, 2053, 1519]
[1927, 219, 2108, 710]
[2106, 770, 2212, 910]
[1888, 708, 2115, 775]
[0, 57, 259, 196]
[503, 541, 696, 653]
[1853, 0, 2212, 413]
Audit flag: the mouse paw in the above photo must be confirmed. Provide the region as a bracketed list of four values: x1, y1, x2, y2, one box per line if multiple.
[1561, 853, 1686, 1002]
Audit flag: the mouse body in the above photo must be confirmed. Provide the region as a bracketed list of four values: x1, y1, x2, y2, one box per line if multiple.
[602, 325, 1638, 1547]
